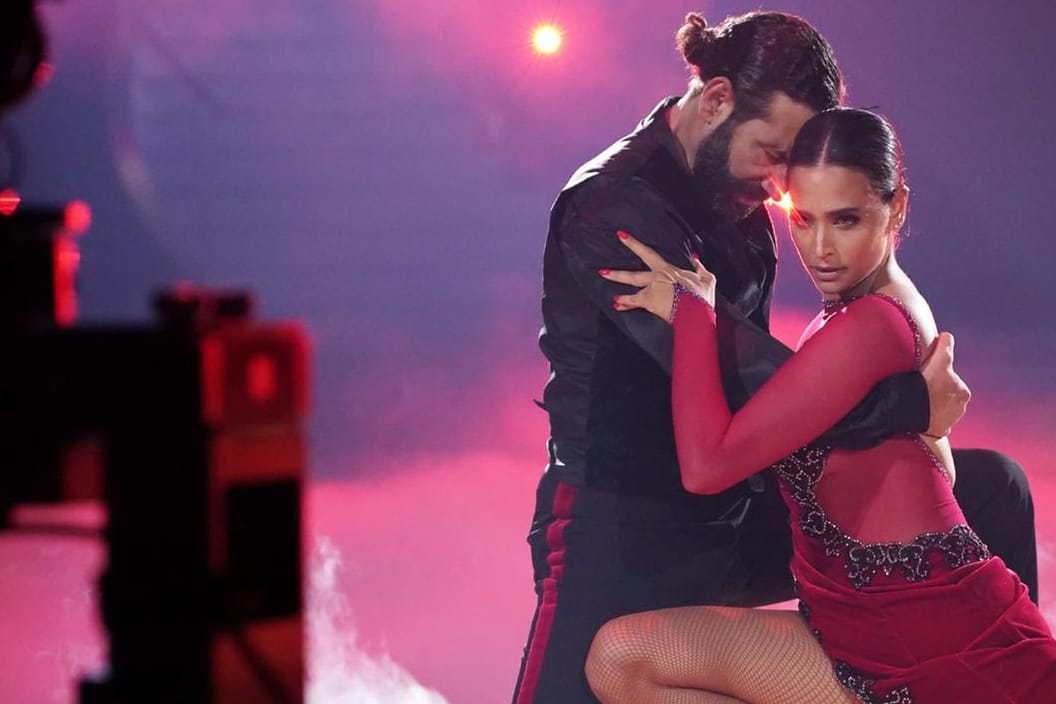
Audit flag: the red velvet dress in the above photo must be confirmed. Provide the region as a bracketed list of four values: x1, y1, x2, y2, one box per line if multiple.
[671, 291, 1056, 703]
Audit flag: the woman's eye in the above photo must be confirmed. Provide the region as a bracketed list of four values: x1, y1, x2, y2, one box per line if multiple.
[834, 214, 860, 227]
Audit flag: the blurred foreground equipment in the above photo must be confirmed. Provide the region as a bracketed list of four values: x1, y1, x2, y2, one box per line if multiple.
[0, 0, 46, 115]
[1, 201, 309, 704]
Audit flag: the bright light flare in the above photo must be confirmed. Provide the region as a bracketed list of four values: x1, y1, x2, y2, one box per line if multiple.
[532, 24, 563, 55]
[765, 190, 794, 213]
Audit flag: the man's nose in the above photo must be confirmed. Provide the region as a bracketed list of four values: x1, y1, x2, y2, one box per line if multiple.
[769, 164, 789, 191]
[762, 177, 784, 201]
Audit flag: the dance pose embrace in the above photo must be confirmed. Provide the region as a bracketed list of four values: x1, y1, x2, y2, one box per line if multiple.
[587, 108, 1056, 703]
[511, 11, 1037, 704]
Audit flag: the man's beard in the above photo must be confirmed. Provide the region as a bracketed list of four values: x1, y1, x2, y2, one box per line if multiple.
[690, 118, 768, 222]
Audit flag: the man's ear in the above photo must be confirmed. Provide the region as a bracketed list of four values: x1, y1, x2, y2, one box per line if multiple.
[697, 76, 735, 126]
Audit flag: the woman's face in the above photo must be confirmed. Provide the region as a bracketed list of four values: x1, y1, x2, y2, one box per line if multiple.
[787, 164, 903, 299]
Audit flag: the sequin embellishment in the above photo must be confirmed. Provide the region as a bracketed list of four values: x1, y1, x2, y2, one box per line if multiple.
[772, 447, 989, 589]
[834, 662, 914, 704]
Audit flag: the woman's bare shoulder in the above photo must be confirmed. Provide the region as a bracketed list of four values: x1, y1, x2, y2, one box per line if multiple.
[876, 278, 938, 346]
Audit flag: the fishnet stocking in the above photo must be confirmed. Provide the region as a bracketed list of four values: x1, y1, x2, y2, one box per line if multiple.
[585, 607, 858, 704]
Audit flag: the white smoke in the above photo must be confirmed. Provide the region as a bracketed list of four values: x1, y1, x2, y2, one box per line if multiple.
[307, 536, 449, 704]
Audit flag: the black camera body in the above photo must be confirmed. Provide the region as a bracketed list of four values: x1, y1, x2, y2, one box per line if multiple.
[2, 207, 308, 703]
[0, 0, 46, 116]
[1, 7, 308, 700]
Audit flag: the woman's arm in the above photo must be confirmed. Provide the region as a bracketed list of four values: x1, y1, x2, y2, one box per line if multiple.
[671, 292, 917, 493]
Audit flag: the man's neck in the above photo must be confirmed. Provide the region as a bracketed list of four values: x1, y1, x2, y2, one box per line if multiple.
[665, 95, 698, 171]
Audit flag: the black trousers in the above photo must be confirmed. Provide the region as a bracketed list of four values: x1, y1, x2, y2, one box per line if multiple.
[509, 448, 1037, 704]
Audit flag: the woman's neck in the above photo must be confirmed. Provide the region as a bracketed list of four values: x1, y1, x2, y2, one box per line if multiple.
[827, 251, 904, 303]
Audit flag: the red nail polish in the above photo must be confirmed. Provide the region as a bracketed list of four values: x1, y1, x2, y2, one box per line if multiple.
[599, 268, 611, 276]
[617, 231, 629, 240]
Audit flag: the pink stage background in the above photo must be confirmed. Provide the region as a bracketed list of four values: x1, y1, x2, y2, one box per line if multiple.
[2, 1, 1054, 702]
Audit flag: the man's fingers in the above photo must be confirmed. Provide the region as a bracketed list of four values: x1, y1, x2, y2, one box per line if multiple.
[921, 330, 970, 437]
[923, 331, 955, 368]
[617, 230, 669, 272]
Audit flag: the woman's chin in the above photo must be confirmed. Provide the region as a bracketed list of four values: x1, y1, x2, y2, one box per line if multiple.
[810, 278, 844, 298]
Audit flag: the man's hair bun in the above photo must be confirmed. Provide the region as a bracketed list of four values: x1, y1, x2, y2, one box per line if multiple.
[676, 12, 712, 67]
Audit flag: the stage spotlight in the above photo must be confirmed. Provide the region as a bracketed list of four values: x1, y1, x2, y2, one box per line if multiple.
[532, 24, 563, 56]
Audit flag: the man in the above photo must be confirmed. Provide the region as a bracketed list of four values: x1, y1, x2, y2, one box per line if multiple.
[511, 11, 1037, 704]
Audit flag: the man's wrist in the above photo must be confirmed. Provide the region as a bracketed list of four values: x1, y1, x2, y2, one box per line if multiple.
[906, 371, 931, 434]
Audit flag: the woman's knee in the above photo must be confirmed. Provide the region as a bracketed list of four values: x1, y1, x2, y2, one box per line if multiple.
[585, 614, 656, 701]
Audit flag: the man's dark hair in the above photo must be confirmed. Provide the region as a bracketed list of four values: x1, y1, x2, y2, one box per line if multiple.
[676, 11, 844, 120]
[789, 107, 906, 203]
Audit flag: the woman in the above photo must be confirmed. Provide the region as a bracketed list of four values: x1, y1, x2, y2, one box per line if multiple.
[585, 108, 1056, 703]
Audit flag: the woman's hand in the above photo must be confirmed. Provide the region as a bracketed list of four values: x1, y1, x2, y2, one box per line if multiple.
[599, 230, 717, 321]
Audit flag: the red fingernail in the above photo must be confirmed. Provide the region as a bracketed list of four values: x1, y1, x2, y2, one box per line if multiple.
[613, 295, 620, 303]
[599, 268, 611, 276]
[691, 252, 700, 261]
[617, 231, 629, 240]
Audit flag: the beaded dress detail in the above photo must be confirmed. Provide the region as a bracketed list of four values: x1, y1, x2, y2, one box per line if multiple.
[771, 445, 989, 591]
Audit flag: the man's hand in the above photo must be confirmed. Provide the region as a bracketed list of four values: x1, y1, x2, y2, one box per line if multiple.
[920, 332, 970, 437]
